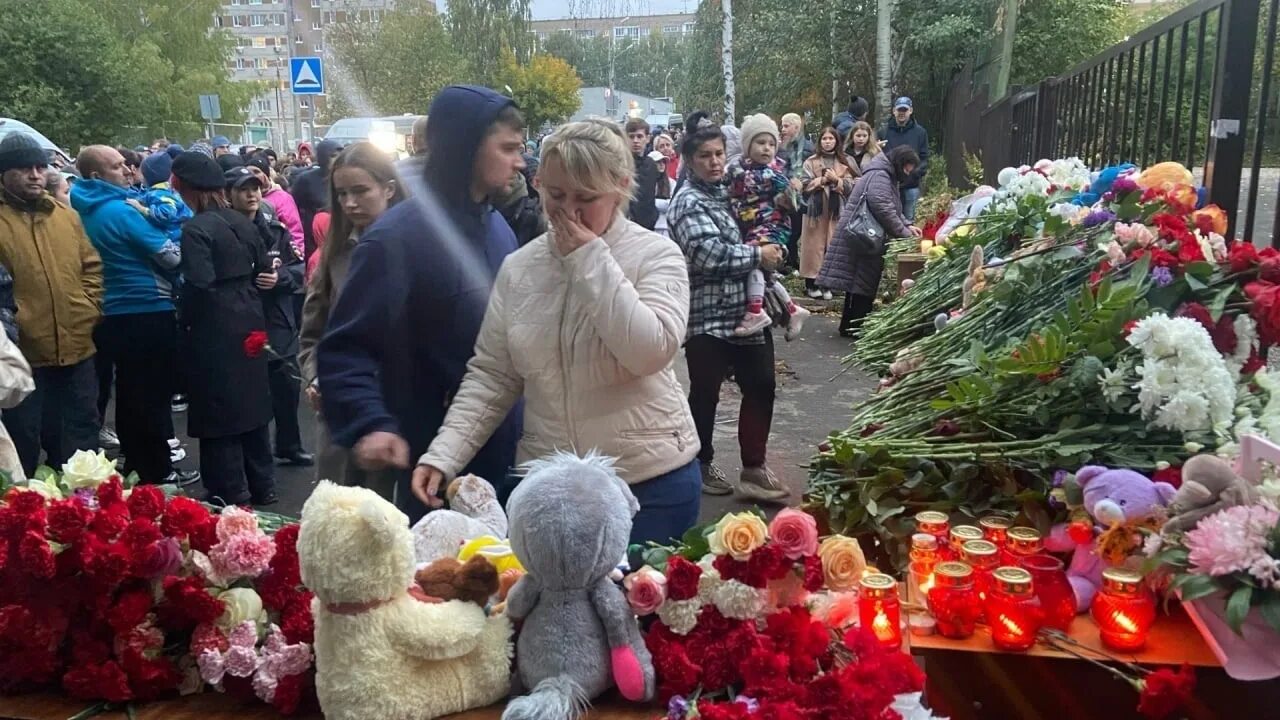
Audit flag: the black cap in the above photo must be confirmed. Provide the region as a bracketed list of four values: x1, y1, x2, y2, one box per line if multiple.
[217, 154, 245, 172]
[245, 153, 272, 176]
[223, 166, 263, 190]
[171, 152, 225, 191]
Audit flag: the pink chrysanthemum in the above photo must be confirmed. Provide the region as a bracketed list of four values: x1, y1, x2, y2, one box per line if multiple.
[1185, 503, 1279, 577]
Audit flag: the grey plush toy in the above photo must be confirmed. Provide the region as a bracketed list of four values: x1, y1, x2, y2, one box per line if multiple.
[501, 452, 656, 720]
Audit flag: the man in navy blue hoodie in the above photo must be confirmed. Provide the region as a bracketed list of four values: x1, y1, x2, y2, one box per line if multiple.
[317, 85, 525, 522]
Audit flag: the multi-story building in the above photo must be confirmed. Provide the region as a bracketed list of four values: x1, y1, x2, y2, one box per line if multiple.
[529, 13, 697, 45]
[215, 0, 410, 148]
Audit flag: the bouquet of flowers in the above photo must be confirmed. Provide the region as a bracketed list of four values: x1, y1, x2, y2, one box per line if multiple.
[625, 509, 938, 719]
[0, 451, 315, 715]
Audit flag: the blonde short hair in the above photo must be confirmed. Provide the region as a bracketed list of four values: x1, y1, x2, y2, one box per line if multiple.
[781, 112, 803, 129]
[539, 119, 635, 201]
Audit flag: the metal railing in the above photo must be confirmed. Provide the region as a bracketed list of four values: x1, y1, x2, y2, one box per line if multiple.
[946, 0, 1278, 245]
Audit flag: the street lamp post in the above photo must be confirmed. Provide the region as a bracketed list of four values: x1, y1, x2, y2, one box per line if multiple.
[664, 67, 675, 99]
[608, 15, 631, 119]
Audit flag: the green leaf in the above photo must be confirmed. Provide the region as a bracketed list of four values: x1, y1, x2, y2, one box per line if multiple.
[1184, 273, 1207, 291]
[641, 546, 672, 571]
[33, 465, 56, 483]
[1259, 592, 1280, 634]
[1185, 261, 1215, 280]
[1225, 585, 1254, 634]
[1208, 284, 1234, 321]
[1177, 573, 1219, 602]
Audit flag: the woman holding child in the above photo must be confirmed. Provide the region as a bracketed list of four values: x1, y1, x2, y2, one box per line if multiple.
[412, 119, 700, 548]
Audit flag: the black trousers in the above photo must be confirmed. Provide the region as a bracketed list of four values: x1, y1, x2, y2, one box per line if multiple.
[93, 312, 177, 483]
[200, 425, 274, 504]
[268, 355, 303, 456]
[841, 293, 876, 335]
[95, 352, 113, 425]
[685, 332, 776, 469]
[786, 210, 803, 269]
[4, 357, 99, 475]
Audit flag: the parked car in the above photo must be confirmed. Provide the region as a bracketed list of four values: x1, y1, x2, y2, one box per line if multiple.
[323, 115, 425, 159]
[0, 118, 72, 167]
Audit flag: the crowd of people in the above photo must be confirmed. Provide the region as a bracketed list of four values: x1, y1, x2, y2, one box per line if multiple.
[0, 84, 933, 550]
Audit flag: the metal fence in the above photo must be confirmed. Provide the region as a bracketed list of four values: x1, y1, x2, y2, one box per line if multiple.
[945, 0, 1278, 245]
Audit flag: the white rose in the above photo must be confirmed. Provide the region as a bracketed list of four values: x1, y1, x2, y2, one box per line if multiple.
[23, 477, 63, 501]
[217, 588, 265, 632]
[61, 449, 118, 490]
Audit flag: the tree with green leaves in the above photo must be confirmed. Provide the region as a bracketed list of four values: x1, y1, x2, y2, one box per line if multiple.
[497, 53, 583, 131]
[446, 0, 534, 87]
[541, 33, 688, 98]
[323, 0, 465, 121]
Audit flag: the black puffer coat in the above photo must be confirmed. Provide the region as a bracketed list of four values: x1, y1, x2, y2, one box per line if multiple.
[816, 153, 913, 297]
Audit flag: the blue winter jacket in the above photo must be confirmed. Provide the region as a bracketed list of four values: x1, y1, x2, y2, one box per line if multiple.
[134, 184, 193, 242]
[318, 85, 522, 521]
[70, 179, 181, 316]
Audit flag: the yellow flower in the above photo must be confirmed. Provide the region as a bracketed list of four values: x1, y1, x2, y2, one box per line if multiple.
[817, 535, 868, 591]
[708, 512, 768, 561]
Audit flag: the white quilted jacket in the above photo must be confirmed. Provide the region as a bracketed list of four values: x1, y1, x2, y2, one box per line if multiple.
[420, 213, 699, 484]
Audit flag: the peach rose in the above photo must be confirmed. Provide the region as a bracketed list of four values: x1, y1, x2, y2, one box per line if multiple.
[818, 535, 868, 591]
[623, 566, 668, 616]
[768, 508, 819, 560]
[709, 512, 769, 561]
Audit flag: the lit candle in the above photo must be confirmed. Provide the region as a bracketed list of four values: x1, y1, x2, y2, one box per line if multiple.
[926, 561, 980, 639]
[1003, 526, 1044, 565]
[979, 515, 1013, 548]
[947, 524, 983, 561]
[915, 511, 950, 544]
[1091, 568, 1156, 651]
[985, 566, 1041, 652]
[858, 573, 902, 648]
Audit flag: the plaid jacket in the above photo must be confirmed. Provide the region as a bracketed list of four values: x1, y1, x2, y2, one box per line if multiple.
[668, 176, 764, 344]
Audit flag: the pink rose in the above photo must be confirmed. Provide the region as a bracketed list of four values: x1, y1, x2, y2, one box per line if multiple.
[622, 567, 667, 616]
[215, 506, 260, 542]
[768, 508, 819, 560]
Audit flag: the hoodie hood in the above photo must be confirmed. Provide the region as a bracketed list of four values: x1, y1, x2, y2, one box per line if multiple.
[314, 140, 342, 171]
[69, 178, 131, 214]
[424, 85, 517, 208]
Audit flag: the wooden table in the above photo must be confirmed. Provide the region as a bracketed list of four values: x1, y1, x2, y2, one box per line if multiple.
[906, 604, 1280, 719]
[0, 692, 659, 720]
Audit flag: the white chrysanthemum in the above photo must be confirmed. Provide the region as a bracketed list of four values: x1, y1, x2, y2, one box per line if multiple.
[1098, 367, 1129, 403]
[1128, 314, 1237, 434]
[1234, 315, 1259, 365]
[711, 579, 768, 620]
[656, 598, 702, 636]
[697, 566, 723, 602]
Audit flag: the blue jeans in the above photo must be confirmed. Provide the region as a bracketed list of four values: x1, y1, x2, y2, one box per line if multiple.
[901, 186, 921, 223]
[629, 459, 701, 550]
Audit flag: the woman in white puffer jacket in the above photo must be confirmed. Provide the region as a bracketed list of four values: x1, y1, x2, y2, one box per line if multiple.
[413, 119, 700, 547]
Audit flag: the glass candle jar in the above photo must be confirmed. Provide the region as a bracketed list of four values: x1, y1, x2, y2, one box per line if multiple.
[986, 566, 1042, 652]
[859, 573, 902, 648]
[1003, 526, 1044, 565]
[947, 525, 984, 561]
[910, 533, 940, 569]
[1091, 568, 1156, 651]
[1020, 553, 1075, 631]
[960, 539, 1000, 609]
[979, 515, 1013, 548]
[927, 561, 980, 639]
[915, 511, 950, 545]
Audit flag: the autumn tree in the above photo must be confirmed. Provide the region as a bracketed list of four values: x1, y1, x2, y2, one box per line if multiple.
[497, 53, 583, 131]
[447, 0, 534, 87]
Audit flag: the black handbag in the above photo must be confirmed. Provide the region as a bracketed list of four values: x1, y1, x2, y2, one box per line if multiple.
[841, 191, 886, 256]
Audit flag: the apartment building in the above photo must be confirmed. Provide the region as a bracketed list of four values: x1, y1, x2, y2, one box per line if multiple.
[215, 0, 413, 147]
[529, 13, 697, 44]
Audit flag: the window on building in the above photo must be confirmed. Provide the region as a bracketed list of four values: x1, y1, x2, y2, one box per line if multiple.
[663, 24, 680, 34]
[251, 36, 266, 48]
[323, 11, 336, 23]
[264, 37, 275, 47]
[232, 15, 244, 27]
[640, 27, 650, 36]
[249, 0, 262, 5]
[682, 22, 696, 33]
[250, 14, 265, 27]
[256, 99, 271, 112]
[310, 0, 320, 7]
[311, 20, 320, 29]
[613, 26, 640, 40]
[313, 42, 323, 53]
[371, 9, 381, 22]
[577, 29, 595, 38]
[295, 35, 303, 44]
[231, 0, 241, 5]
[536, 30, 548, 40]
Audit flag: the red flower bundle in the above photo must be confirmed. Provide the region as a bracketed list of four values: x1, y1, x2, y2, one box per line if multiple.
[243, 330, 269, 359]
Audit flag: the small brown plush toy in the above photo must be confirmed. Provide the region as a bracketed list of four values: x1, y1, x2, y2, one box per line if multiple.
[414, 555, 499, 606]
[1161, 454, 1259, 535]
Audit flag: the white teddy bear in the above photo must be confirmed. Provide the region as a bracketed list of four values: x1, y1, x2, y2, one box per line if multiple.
[298, 481, 512, 720]
[411, 474, 509, 566]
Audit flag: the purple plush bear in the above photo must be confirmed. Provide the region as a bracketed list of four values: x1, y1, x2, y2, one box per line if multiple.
[1044, 465, 1177, 611]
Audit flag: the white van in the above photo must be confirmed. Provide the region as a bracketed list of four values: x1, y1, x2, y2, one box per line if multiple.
[0, 118, 72, 166]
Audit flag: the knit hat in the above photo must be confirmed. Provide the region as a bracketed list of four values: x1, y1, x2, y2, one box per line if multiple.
[166, 144, 185, 158]
[739, 114, 780, 150]
[140, 151, 173, 187]
[211, 136, 231, 149]
[188, 142, 215, 159]
[848, 96, 869, 119]
[0, 133, 48, 173]
[245, 153, 272, 176]
[217, 154, 245, 172]
[171, 152, 225, 191]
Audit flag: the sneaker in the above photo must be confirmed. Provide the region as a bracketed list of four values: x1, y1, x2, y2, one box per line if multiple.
[734, 310, 772, 336]
[701, 462, 733, 495]
[98, 427, 120, 449]
[806, 288, 823, 299]
[170, 446, 187, 463]
[164, 469, 201, 487]
[822, 290, 834, 301]
[736, 466, 790, 503]
[784, 305, 811, 342]
[168, 437, 181, 450]
[171, 395, 188, 413]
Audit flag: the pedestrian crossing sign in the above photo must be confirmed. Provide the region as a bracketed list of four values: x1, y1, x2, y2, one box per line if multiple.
[290, 57, 324, 95]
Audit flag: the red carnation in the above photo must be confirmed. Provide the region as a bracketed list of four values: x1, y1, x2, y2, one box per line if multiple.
[81, 536, 132, 588]
[161, 496, 210, 538]
[802, 555, 824, 592]
[0, 505, 24, 540]
[1245, 280, 1280, 346]
[1176, 302, 1214, 333]
[273, 523, 300, 555]
[281, 592, 315, 644]
[272, 671, 310, 716]
[19, 530, 56, 578]
[1176, 237, 1206, 265]
[121, 517, 162, 551]
[120, 646, 181, 700]
[258, 569, 299, 611]
[1137, 664, 1196, 719]
[1211, 314, 1238, 355]
[126, 485, 165, 520]
[7, 488, 46, 514]
[63, 660, 133, 703]
[746, 543, 791, 585]
[653, 644, 700, 700]
[665, 556, 702, 601]
[700, 642, 739, 690]
[47, 499, 92, 543]
[91, 504, 130, 541]
[713, 554, 748, 584]
[757, 701, 806, 720]
[97, 475, 125, 509]
[189, 516, 219, 554]
[190, 623, 230, 656]
[1229, 242, 1260, 273]
[1153, 465, 1183, 489]
[1244, 352, 1265, 374]
[244, 330, 269, 359]
[697, 701, 753, 720]
[69, 628, 112, 666]
[107, 586, 154, 633]
[162, 575, 226, 625]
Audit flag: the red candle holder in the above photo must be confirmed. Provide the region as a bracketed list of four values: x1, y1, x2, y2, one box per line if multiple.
[1091, 568, 1156, 651]
[910, 533, 940, 570]
[1003, 526, 1044, 565]
[1020, 553, 1075, 631]
[859, 573, 902, 648]
[927, 561, 980, 639]
[986, 566, 1042, 652]
[960, 539, 1000, 613]
[915, 511, 950, 545]
[947, 524, 983, 561]
[979, 515, 1013, 548]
